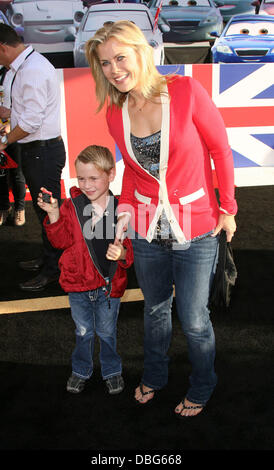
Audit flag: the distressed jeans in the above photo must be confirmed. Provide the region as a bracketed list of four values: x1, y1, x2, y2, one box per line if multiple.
[68, 289, 122, 380]
[132, 234, 219, 405]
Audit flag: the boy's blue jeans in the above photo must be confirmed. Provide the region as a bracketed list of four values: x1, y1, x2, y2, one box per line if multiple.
[132, 234, 219, 405]
[68, 288, 122, 380]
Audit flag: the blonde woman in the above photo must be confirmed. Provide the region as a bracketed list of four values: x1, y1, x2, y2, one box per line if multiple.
[85, 21, 237, 417]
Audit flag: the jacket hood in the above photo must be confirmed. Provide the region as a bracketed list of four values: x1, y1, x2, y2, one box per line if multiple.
[69, 186, 83, 199]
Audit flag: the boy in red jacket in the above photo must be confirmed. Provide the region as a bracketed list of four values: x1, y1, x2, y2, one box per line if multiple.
[37, 145, 133, 395]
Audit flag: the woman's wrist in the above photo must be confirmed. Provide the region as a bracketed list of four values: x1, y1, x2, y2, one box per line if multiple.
[219, 207, 236, 216]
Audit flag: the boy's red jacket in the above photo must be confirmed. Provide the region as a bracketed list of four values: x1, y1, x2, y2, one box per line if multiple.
[43, 187, 133, 296]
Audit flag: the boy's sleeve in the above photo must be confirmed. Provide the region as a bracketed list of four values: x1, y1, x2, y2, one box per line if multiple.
[118, 237, 134, 269]
[43, 199, 74, 250]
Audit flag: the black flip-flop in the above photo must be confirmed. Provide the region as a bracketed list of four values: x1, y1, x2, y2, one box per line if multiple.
[175, 399, 204, 418]
[135, 383, 155, 405]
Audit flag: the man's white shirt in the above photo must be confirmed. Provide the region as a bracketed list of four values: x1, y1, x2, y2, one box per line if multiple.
[9, 45, 61, 143]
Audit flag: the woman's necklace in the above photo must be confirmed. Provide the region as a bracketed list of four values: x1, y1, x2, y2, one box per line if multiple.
[129, 93, 147, 112]
[137, 99, 147, 112]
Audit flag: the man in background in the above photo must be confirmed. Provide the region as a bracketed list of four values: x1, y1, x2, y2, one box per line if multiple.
[0, 24, 66, 291]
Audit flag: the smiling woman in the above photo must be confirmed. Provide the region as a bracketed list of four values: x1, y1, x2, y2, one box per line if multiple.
[85, 20, 237, 417]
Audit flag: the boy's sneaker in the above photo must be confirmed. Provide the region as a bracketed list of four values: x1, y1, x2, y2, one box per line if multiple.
[66, 374, 86, 394]
[105, 375, 124, 395]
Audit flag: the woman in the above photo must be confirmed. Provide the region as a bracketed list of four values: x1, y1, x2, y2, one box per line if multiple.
[85, 21, 237, 417]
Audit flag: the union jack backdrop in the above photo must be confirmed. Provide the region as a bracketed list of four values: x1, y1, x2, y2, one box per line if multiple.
[21, 63, 274, 201]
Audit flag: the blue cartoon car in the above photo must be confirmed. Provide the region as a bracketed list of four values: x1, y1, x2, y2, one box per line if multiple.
[211, 14, 274, 63]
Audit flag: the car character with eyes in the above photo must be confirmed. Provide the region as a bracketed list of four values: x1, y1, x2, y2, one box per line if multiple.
[6, 0, 85, 52]
[211, 13, 274, 62]
[148, 0, 224, 43]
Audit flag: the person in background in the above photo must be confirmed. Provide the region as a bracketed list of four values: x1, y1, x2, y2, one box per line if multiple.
[0, 65, 26, 227]
[85, 20, 237, 417]
[0, 24, 66, 291]
[38, 145, 133, 395]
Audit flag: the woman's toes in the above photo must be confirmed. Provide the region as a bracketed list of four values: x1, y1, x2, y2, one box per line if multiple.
[135, 385, 154, 403]
[175, 399, 203, 417]
[134, 386, 142, 401]
[175, 402, 184, 414]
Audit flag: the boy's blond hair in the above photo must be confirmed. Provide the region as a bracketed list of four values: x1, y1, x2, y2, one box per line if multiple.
[75, 145, 115, 174]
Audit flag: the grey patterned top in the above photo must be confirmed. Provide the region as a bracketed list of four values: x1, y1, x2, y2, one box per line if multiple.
[130, 130, 161, 179]
[130, 131, 176, 246]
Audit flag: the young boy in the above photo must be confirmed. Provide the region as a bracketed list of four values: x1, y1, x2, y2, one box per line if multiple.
[37, 145, 133, 395]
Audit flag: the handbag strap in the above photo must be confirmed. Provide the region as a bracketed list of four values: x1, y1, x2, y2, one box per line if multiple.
[218, 230, 228, 270]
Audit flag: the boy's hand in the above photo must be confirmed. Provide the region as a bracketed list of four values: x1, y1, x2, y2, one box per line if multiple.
[37, 187, 60, 224]
[37, 187, 57, 211]
[106, 239, 126, 261]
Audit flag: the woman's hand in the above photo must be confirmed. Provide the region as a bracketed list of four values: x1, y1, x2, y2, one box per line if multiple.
[114, 213, 131, 244]
[211, 213, 236, 242]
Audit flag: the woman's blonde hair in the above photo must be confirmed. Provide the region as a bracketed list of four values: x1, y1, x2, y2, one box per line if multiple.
[85, 20, 168, 112]
[75, 145, 115, 174]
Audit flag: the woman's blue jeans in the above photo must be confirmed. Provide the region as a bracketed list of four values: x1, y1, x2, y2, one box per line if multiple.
[132, 234, 219, 405]
[68, 289, 122, 380]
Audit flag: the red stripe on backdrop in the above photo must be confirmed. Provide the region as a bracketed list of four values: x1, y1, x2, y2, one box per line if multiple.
[192, 64, 212, 97]
[219, 107, 274, 127]
[63, 68, 115, 179]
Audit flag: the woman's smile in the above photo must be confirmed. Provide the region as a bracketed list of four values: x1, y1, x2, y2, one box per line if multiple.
[114, 73, 129, 83]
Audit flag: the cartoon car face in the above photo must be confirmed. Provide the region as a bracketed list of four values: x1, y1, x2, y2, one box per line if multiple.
[211, 14, 274, 62]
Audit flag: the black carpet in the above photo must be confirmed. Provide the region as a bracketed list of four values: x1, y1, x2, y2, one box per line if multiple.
[0, 186, 273, 463]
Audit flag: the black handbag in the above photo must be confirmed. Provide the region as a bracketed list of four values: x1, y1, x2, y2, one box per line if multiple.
[209, 230, 237, 310]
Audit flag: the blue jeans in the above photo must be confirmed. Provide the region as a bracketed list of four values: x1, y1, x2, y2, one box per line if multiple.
[132, 234, 219, 405]
[68, 289, 122, 380]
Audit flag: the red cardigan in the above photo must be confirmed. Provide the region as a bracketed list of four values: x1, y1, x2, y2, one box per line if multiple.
[44, 187, 134, 295]
[107, 75, 238, 243]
